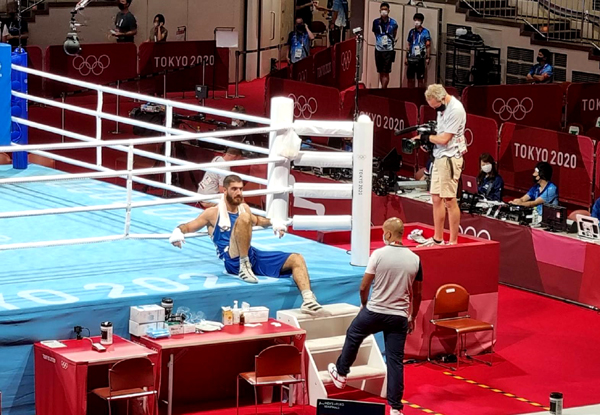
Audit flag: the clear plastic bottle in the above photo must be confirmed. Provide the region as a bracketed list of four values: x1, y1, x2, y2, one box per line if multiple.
[232, 301, 240, 324]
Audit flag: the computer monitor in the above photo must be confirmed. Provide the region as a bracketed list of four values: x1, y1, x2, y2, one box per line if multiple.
[317, 399, 386, 415]
[462, 174, 478, 194]
[379, 147, 402, 173]
[541, 204, 567, 232]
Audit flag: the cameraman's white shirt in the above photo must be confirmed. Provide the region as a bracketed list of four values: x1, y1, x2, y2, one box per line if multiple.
[433, 96, 467, 159]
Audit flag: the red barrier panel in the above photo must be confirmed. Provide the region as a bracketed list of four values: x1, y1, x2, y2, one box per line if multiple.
[269, 66, 290, 80]
[45, 43, 137, 97]
[313, 48, 334, 87]
[334, 39, 356, 91]
[596, 143, 600, 203]
[25, 46, 43, 97]
[342, 92, 418, 159]
[290, 56, 315, 83]
[367, 86, 460, 108]
[265, 77, 341, 120]
[498, 123, 594, 206]
[462, 84, 564, 131]
[566, 83, 600, 133]
[417, 107, 499, 177]
[138, 41, 229, 94]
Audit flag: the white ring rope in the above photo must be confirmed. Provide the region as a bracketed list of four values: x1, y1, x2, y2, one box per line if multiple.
[12, 64, 272, 125]
[4, 115, 282, 154]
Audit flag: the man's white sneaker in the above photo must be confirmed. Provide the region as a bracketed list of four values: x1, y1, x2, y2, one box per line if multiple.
[327, 363, 346, 389]
[301, 294, 331, 316]
[238, 260, 258, 284]
[390, 409, 404, 415]
[418, 237, 444, 247]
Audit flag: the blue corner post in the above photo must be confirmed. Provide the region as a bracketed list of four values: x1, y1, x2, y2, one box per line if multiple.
[10, 46, 28, 169]
[0, 44, 10, 150]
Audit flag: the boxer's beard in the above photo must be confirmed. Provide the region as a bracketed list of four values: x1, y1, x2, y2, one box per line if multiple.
[226, 193, 242, 206]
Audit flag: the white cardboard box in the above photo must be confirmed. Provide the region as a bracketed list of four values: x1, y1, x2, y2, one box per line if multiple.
[244, 306, 269, 323]
[130, 305, 165, 324]
[129, 320, 164, 337]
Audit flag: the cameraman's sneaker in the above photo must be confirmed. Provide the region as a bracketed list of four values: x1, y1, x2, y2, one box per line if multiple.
[408, 229, 427, 244]
[238, 259, 258, 284]
[390, 409, 404, 415]
[327, 363, 346, 389]
[418, 237, 444, 247]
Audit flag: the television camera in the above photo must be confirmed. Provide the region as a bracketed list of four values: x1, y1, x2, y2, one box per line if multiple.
[394, 121, 437, 154]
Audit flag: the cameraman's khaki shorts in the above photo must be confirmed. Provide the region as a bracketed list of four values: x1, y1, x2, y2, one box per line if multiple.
[430, 156, 464, 198]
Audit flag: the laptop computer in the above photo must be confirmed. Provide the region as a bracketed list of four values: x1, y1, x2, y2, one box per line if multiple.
[462, 174, 478, 194]
[576, 214, 600, 240]
[317, 399, 386, 415]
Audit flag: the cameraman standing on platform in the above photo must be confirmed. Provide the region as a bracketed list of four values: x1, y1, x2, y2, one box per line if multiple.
[418, 84, 467, 246]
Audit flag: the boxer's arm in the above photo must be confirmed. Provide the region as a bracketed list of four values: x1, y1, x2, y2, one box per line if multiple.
[179, 208, 213, 233]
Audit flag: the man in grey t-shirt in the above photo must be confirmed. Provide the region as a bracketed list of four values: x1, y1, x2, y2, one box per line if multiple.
[328, 218, 423, 415]
[111, 0, 137, 43]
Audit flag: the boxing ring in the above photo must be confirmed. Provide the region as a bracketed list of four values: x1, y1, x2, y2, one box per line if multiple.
[0, 62, 373, 414]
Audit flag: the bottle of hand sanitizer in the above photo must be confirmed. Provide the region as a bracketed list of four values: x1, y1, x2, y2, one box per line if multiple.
[232, 301, 240, 324]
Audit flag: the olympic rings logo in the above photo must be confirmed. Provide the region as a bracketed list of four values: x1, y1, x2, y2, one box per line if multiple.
[340, 51, 352, 71]
[72, 54, 111, 77]
[288, 93, 318, 119]
[459, 225, 491, 240]
[465, 128, 474, 147]
[491, 97, 533, 122]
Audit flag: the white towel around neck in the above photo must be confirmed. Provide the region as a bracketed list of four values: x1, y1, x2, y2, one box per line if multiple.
[217, 194, 245, 231]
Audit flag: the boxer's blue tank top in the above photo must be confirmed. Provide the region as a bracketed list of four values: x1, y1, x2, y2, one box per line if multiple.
[212, 211, 238, 259]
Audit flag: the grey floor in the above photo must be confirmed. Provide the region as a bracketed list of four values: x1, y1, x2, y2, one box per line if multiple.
[522, 404, 600, 415]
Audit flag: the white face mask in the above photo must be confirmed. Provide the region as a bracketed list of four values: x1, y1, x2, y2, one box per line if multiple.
[481, 164, 493, 174]
[414, 21, 422, 27]
[382, 232, 390, 246]
[381, 10, 388, 17]
[232, 120, 240, 127]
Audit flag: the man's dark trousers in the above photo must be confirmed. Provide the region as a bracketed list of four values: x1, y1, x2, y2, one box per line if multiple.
[335, 307, 409, 410]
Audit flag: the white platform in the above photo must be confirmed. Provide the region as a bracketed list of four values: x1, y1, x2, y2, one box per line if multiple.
[278, 303, 387, 407]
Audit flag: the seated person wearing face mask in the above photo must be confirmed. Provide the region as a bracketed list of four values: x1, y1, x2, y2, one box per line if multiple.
[287, 17, 314, 64]
[476, 153, 504, 202]
[510, 161, 558, 215]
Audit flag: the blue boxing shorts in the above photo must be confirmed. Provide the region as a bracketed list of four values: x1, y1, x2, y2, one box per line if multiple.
[223, 247, 292, 278]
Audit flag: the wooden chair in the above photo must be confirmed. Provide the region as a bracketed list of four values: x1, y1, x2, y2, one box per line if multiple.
[237, 344, 306, 415]
[91, 357, 158, 415]
[428, 283, 495, 371]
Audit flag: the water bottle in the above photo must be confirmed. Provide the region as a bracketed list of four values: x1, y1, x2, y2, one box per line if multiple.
[100, 321, 113, 345]
[549, 392, 563, 415]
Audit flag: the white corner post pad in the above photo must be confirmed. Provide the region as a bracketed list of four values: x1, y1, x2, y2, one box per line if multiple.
[266, 97, 294, 224]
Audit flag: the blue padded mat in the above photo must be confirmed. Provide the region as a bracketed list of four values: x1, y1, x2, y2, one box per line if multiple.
[0, 165, 365, 415]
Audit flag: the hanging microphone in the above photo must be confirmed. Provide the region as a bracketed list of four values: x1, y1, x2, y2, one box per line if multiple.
[64, 32, 81, 56]
[64, 0, 94, 56]
[74, 0, 92, 11]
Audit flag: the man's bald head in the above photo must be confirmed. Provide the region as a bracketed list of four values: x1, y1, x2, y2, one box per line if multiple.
[383, 217, 404, 240]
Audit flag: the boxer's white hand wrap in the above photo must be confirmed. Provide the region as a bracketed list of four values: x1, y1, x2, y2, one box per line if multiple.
[169, 227, 185, 247]
[271, 219, 287, 236]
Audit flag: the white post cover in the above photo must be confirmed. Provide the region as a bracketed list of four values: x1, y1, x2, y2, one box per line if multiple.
[350, 114, 374, 267]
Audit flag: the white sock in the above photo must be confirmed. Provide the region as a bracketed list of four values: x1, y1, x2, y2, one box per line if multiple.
[240, 256, 250, 264]
[301, 290, 315, 301]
